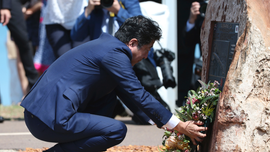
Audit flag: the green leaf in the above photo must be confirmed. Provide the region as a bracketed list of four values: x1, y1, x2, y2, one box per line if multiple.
[200, 94, 219, 106]
[190, 97, 194, 108]
[209, 117, 213, 123]
[190, 90, 197, 96]
[212, 98, 219, 106]
[186, 111, 193, 120]
[198, 80, 207, 89]
[187, 90, 193, 98]
[176, 110, 189, 121]
[164, 131, 171, 137]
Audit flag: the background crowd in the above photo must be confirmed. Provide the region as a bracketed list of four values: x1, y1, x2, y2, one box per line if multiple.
[0, 0, 206, 123]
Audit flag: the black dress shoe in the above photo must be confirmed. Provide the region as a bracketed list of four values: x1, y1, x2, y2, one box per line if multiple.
[0, 116, 4, 123]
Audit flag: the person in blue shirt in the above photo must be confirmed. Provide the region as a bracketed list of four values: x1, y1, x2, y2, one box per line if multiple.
[21, 15, 207, 152]
[71, 0, 142, 41]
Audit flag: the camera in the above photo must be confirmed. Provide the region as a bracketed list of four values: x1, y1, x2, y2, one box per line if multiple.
[101, 0, 114, 8]
[199, 0, 209, 17]
[154, 48, 177, 89]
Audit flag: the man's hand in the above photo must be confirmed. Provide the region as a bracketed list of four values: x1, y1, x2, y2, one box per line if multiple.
[85, 0, 101, 17]
[106, 0, 120, 15]
[0, 9, 11, 26]
[188, 2, 200, 24]
[174, 120, 207, 145]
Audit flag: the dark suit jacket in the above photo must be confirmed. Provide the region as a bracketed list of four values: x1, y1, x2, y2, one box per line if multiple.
[0, 0, 11, 9]
[21, 33, 172, 133]
[183, 15, 204, 48]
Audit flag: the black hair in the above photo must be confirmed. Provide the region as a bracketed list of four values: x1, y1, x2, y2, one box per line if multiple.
[115, 15, 162, 48]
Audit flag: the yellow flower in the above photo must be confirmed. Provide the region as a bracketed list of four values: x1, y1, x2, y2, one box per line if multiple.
[176, 141, 190, 150]
[165, 136, 177, 149]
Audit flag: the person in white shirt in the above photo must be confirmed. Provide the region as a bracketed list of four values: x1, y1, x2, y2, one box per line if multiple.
[43, 0, 87, 58]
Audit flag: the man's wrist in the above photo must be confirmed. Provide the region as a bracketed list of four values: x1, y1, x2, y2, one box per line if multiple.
[174, 120, 187, 135]
[163, 115, 180, 129]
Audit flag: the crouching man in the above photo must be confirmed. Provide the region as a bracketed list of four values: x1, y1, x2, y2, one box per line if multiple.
[21, 15, 207, 152]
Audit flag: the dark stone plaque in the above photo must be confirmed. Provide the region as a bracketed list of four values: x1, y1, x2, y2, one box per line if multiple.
[208, 22, 239, 90]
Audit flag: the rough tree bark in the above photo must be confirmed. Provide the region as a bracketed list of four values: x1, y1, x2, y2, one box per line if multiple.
[201, 0, 270, 151]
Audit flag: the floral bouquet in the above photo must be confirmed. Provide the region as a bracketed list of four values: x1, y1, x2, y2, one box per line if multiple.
[160, 80, 221, 152]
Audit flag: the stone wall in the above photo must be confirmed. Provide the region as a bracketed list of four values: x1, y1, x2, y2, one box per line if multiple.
[200, 0, 270, 151]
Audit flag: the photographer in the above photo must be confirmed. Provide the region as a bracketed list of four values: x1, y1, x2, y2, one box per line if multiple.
[176, 0, 206, 107]
[71, 0, 142, 41]
[184, 1, 205, 47]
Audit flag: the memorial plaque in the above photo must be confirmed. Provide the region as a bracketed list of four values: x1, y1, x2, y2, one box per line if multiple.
[208, 22, 239, 90]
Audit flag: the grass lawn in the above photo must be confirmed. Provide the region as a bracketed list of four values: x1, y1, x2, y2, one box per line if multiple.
[0, 105, 24, 120]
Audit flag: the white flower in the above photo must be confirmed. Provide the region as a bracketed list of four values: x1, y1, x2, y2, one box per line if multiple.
[178, 134, 185, 140]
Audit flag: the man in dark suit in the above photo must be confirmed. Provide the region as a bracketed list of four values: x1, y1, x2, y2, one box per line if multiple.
[21, 16, 207, 152]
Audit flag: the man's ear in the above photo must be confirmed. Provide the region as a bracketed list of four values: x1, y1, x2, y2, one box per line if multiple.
[128, 38, 138, 47]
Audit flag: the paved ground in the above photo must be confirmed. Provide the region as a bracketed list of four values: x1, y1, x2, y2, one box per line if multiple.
[0, 116, 164, 151]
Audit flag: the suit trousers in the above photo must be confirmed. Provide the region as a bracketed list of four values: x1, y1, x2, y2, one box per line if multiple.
[7, 0, 39, 87]
[24, 110, 127, 152]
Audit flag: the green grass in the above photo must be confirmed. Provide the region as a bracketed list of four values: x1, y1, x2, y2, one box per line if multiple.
[0, 105, 24, 120]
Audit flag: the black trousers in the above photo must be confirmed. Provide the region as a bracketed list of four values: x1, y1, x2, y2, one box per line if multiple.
[46, 24, 86, 59]
[7, 0, 39, 87]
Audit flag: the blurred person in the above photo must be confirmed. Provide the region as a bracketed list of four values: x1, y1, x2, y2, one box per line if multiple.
[139, 0, 161, 3]
[0, 0, 12, 123]
[33, 0, 55, 75]
[184, 1, 204, 50]
[1, 0, 39, 90]
[21, 16, 207, 152]
[22, 0, 43, 54]
[43, 0, 87, 58]
[176, 0, 205, 107]
[71, 0, 142, 41]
